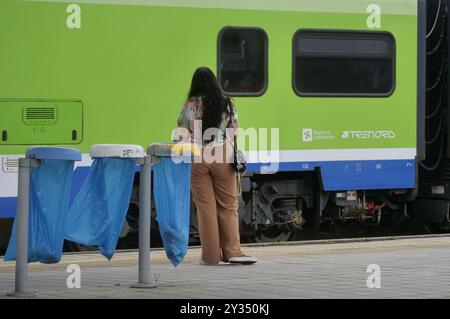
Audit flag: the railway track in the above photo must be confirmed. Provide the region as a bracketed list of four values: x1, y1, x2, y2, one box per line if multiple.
[69, 221, 450, 252]
[1, 217, 448, 256]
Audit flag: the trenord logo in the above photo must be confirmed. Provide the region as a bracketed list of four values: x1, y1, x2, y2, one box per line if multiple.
[342, 130, 396, 140]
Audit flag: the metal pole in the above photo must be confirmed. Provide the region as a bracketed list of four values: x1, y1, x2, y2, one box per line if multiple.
[7, 158, 36, 298]
[131, 155, 157, 288]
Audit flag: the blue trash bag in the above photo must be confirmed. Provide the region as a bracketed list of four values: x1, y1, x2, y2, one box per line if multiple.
[153, 157, 191, 267]
[5, 159, 75, 263]
[65, 157, 136, 260]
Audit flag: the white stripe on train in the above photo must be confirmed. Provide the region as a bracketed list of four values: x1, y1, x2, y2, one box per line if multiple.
[0, 148, 416, 198]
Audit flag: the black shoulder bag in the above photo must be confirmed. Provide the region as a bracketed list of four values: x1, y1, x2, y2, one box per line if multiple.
[228, 100, 246, 174]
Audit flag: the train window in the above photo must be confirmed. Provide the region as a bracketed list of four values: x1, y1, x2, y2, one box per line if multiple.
[218, 27, 268, 96]
[293, 30, 395, 97]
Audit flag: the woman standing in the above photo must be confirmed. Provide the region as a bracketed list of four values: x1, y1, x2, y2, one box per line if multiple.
[176, 67, 257, 265]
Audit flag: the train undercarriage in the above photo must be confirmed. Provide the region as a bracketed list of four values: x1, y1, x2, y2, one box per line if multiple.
[107, 169, 448, 250]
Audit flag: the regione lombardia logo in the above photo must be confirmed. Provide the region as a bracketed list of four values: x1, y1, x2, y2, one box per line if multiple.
[302, 129, 313, 142]
[342, 131, 350, 139]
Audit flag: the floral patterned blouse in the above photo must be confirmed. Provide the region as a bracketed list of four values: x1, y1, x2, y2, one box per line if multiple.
[176, 96, 238, 145]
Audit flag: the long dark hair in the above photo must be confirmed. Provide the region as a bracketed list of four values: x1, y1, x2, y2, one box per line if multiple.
[188, 67, 229, 135]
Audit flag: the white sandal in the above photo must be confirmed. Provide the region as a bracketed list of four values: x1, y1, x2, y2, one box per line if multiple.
[227, 255, 258, 265]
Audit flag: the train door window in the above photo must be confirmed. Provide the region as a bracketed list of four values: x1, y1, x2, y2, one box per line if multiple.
[218, 27, 268, 96]
[293, 30, 395, 97]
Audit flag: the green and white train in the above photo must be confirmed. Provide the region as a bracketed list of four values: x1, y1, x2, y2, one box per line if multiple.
[1, 0, 448, 248]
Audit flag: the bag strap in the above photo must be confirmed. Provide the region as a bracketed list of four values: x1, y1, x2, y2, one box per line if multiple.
[227, 98, 243, 196]
[226, 98, 238, 157]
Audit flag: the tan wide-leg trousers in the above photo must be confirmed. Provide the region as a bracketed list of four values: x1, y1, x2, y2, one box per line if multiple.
[191, 159, 244, 263]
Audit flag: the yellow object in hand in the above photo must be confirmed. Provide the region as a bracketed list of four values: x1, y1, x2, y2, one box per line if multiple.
[170, 143, 201, 157]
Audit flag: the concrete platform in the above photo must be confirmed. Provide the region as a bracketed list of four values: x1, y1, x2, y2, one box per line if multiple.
[1, 235, 450, 299]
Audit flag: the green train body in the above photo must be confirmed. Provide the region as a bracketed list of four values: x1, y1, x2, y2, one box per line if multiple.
[1, 0, 439, 247]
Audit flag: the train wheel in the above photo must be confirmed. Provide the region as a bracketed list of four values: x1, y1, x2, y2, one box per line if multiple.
[250, 227, 296, 243]
[64, 241, 98, 252]
[431, 219, 450, 232]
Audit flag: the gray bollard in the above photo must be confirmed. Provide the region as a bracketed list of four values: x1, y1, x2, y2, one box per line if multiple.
[7, 158, 39, 298]
[130, 155, 157, 289]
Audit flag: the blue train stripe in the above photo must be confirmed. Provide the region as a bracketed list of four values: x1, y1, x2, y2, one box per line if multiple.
[0, 197, 16, 219]
[247, 159, 416, 191]
[0, 165, 140, 219]
[0, 159, 416, 219]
